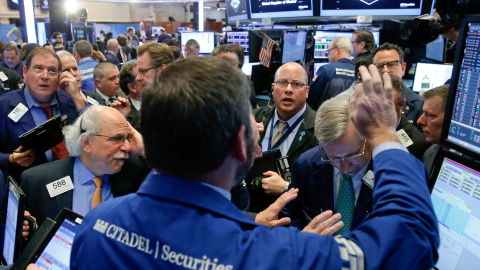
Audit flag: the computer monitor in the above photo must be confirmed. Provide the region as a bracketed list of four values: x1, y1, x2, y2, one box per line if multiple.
[151, 26, 164, 37]
[429, 150, 480, 270]
[441, 17, 480, 160]
[314, 31, 354, 59]
[281, 30, 307, 64]
[314, 62, 328, 74]
[181, 31, 215, 55]
[320, 0, 423, 16]
[177, 26, 188, 32]
[412, 63, 453, 92]
[250, 0, 313, 19]
[226, 31, 249, 54]
[2, 177, 25, 265]
[226, 0, 250, 21]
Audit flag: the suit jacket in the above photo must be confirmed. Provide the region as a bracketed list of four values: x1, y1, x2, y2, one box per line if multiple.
[423, 144, 441, 177]
[282, 146, 373, 230]
[105, 51, 120, 67]
[403, 85, 424, 129]
[0, 86, 81, 179]
[135, 29, 151, 42]
[248, 104, 318, 212]
[82, 89, 106, 106]
[21, 156, 149, 225]
[397, 115, 431, 160]
[126, 98, 140, 128]
[0, 64, 24, 91]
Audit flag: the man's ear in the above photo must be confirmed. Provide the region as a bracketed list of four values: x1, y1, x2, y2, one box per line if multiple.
[81, 135, 92, 154]
[232, 125, 247, 163]
[127, 82, 137, 94]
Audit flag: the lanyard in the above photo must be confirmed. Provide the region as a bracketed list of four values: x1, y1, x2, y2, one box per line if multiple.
[267, 111, 306, 151]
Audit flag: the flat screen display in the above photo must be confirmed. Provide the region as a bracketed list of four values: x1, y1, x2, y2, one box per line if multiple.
[2, 181, 21, 265]
[181, 31, 215, 54]
[314, 31, 354, 59]
[320, 0, 423, 16]
[250, 0, 313, 19]
[34, 219, 80, 269]
[431, 155, 480, 270]
[443, 20, 480, 159]
[282, 30, 307, 63]
[151, 26, 164, 37]
[412, 63, 453, 92]
[226, 0, 250, 21]
[226, 31, 249, 53]
[314, 62, 328, 74]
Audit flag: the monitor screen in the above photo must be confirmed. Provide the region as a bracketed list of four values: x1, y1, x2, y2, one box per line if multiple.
[226, 0, 250, 21]
[241, 55, 261, 76]
[443, 20, 480, 159]
[314, 62, 328, 74]
[34, 219, 80, 269]
[3, 181, 21, 265]
[151, 26, 164, 37]
[250, 0, 313, 19]
[320, 0, 423, 16]
[226, 31, 249, 54]
[314, 31, 354, 59]
[430, 155, 480, 269]
[412, 63, 453, 92]
[177, 26, 188, 32]
[282, 30, 307, 64]
[181, 31, 215, 54]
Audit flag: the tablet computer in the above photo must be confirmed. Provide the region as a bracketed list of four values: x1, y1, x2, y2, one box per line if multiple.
[12, 208, 83, 270]
[18, 115, 68, 153]
[1, 176, 26, 265]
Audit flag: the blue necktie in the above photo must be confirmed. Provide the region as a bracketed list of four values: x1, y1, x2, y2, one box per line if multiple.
[335, 174, 355, 235]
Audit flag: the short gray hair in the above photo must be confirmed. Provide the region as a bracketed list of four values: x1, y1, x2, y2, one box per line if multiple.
[63, 106, 103, 156]
[73, 40, 93, 58]
[332, 37, 353, 55]
[315, 94, 352, 145]
[56, 50, 76, 63]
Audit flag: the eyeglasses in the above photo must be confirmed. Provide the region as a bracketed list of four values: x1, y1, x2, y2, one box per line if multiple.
[374, 60, 402, 70]
[93, 133, 135, 144]
[320, 140, 367, 164]
[274, 81, 307, 90]
[30, 66, 59, 78]
[136, 67, 156, 77]
[326, 46, 338, 56]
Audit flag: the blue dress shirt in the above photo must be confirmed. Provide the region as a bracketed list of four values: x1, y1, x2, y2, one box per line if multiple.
[72, 157, 113, 217]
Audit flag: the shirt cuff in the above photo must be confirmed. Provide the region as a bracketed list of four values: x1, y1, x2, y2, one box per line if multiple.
[372, 142, 408, 160]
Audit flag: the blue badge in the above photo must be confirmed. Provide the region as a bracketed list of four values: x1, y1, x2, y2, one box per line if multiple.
[299, 131, 305, 141]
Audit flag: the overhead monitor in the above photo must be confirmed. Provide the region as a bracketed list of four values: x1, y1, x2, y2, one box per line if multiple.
[281, 30, 307, 64]
[314, 31, 354, 59]
[181, 31, 215, 55]
[226, 0, 250, 21]
[442, 17, 480, 160]
[226, 31, 249, 54]
[412, 63, 453, 92]
[320, 0, 423, 16]
[430, 150, 480, 270]
[250, 0, 313, 19]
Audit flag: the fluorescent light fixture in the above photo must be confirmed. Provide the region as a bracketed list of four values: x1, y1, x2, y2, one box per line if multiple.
[23, 0, 37, 43]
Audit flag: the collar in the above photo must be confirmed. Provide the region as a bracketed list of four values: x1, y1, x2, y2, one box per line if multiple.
[78, 57, 94, 64]
[24, 87, 58, 108]
[130, 98, 141, 111]
[336, 58, 354, 64]
[74, 157, 110, 185]
[200, 182, 231, 201]
[95, 88, 115, 102]
[273, 104, 306, 126]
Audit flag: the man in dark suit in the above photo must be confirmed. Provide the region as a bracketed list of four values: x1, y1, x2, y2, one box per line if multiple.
[118, 60, 141, 129]
[21, 106, 149, 225]
[156, 27, 172, 43]
[135, 21, 150, 44]
[104, 39, 120, 68]
[0, 48, 87, 180]
[93, 62, 122, 106]
[1, 43, 25, 77]
[248, 62, 318, 212]
[283, 94, 373, 234]
[57, 51, 105, 106]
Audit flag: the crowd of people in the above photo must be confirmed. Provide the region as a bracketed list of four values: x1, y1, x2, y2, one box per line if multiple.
[0, 24, 445, 269]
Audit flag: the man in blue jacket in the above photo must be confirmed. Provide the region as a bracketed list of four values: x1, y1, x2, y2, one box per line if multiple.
[74, 40, 98, 92]
[71, 58, 439, 269]
[307, 37, 356, 110]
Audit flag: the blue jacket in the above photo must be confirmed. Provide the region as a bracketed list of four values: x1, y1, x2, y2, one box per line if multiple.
[71, 149, 438, 269]
[0, 86, 81, 178]
[105, 51, 120, 68]
[307, 58, 356, 111]
[78, 57, 98, 92]
[282, 146, 373, 230]
[0, 61, 24, 78]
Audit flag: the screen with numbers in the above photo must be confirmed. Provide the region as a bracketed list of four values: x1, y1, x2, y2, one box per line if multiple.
[442, 19, 480, 160]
